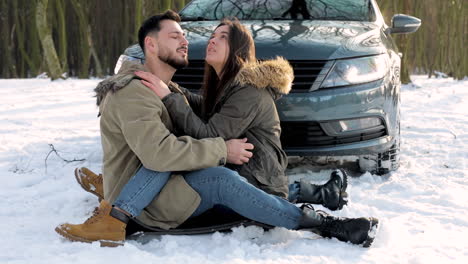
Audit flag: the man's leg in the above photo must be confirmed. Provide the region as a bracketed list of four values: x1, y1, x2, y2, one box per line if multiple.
[55, 166, 171, 246]
[112, 167, 171, 217]
[185, 167, 378, 247]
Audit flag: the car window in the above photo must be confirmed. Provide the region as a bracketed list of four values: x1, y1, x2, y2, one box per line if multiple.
[180, 0, 371, 21]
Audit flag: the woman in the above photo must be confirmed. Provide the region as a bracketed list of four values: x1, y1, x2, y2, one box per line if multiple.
[135, 18, 348, 210]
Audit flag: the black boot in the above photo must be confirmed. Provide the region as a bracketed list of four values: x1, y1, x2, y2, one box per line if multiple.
[295, 169, 348, 210]
[299, 204, 379, 247]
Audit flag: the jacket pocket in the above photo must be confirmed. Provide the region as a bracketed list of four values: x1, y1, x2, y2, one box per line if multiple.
[239, 145, 287, 188]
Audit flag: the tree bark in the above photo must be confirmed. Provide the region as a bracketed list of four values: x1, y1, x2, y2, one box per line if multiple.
[135, 0, 143, 39]
[54, 0, 68, 74]
[36, 0, 63, 79]
[88, 25, 103, 77]
[70, 0, 90, 78]
[398, 0, 411, 84]
[13, 0, 30, 76]
[161, 0, 172, 11]
[174, 0, 186, 11]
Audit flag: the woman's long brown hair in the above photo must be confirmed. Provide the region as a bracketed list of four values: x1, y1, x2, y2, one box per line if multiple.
[201, 18, 256, 118]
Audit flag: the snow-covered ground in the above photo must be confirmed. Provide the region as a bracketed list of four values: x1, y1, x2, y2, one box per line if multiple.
[0, 76, 467, 264]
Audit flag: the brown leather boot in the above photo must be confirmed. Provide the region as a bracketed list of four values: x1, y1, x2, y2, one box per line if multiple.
[75, 167, 104, 201]
[55, 200, 129, 247]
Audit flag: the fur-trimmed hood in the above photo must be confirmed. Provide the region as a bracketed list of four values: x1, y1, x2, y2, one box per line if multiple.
[234, 57, 293, 97]
[94, 61, 146, 106]
[94, 60, 183, 107]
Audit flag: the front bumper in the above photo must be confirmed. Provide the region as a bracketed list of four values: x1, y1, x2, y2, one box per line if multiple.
[277, 78, 399, 156]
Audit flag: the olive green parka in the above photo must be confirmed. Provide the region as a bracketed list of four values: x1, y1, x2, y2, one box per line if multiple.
[162, 57, 294, 198]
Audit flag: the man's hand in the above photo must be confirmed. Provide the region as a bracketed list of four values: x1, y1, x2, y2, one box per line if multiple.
[135, 71, 171, 99]
[226, 138, 254, 165]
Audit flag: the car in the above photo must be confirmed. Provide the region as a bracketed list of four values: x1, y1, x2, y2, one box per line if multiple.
[115, 0, 421, 175]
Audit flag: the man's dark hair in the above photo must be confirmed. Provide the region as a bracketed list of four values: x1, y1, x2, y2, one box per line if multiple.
[138, 10, 181, 53]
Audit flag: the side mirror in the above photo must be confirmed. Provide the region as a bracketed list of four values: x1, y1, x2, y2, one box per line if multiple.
[388, 14, 421, 34]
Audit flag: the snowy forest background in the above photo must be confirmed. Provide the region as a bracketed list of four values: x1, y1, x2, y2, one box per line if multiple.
[0, 0, 466, 82]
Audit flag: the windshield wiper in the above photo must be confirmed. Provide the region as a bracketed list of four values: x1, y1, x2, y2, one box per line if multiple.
[318, 17, 367, 21]
[272, 16, 365, 21]
[272, 17, 326, 21]
[181, 16, 212, 21]
[272, 17, 293, 20]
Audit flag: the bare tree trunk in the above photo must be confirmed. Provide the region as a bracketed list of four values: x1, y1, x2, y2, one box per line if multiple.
[13, 2, 24, 76]
[54, 0, 68, 74]
[28, 0, 43, 77]
[161, 0, 171, 11]
[174, 0, 186, 11]
[397, 0, 411, 84]
[0, 0, 16, 77]
[451, 0, 465, 79]
[88, 25, 103, 77]
[463, 1, 468, 80]
[70, 0, 90, 78]
[135, 0, 143, 39]
[36, 0, 63, 80]
[13, 0, 38, 76]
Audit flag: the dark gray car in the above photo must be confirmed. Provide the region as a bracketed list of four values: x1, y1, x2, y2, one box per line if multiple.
[116, 0, 420, 175]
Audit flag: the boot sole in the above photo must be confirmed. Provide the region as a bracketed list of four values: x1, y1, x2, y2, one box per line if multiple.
[55, 226, 123, 247]
[338, 169, 348, 192]
[361, 218, 379, 248]
[75, 168, 104, 202]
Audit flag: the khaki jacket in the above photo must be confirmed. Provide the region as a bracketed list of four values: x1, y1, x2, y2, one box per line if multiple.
[162, 57, 293, 198]
[95, 61, 227, 229]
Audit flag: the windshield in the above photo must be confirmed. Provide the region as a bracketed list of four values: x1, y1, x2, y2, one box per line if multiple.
[180, 0, 371, 21]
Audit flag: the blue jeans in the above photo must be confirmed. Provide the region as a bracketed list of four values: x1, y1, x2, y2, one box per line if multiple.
[114, 166, 302, 229]
[113, 168, 171, 216]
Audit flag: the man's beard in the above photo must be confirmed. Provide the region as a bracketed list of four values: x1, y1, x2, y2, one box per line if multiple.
[158, 46, 189, 70]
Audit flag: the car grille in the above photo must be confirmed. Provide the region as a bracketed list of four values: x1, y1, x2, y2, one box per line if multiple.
[172, 60, 205, 90]
[172, 60, 328, 91]
[289, 60, 327, 91]
[280, 121, 387, 148]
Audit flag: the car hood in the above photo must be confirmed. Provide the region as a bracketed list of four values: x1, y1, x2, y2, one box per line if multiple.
[182, 20, 386, 60]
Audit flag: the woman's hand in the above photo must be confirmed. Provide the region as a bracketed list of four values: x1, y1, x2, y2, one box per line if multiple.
[135, 71, 171, 99]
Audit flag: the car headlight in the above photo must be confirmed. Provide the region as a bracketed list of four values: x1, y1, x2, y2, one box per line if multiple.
[320, 54, 389, 88]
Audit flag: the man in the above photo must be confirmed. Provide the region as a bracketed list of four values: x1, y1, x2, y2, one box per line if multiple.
[55, 10, 253, 245]
[55, 11, 378, 248]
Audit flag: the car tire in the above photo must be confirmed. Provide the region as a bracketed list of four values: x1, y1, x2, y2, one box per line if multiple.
[358, 121, 400, 175]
